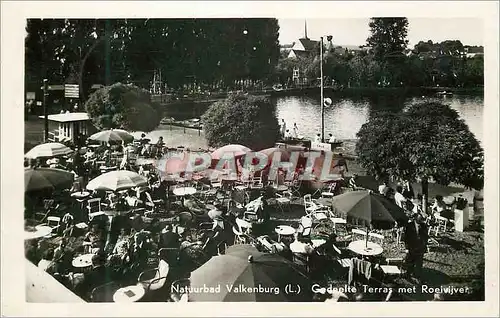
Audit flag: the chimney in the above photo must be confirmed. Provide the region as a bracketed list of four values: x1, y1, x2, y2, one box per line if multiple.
[304, 20, 308, 40]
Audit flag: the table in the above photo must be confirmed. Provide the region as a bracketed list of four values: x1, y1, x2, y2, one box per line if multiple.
[173, 187, 197, 196]
[72, 253, 94, 268]
[25, 225, 53, 240]
[274, 225, 296, 242]
[289, 241, 313, 254]
[348, 240, 384, 257]
[311, 239, 326, 248]
[71, 191, 90, 199]
[113, 285, 146, 302]
[273, 185, 289, 192]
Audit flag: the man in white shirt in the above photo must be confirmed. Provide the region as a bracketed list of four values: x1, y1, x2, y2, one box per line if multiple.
[378, 181, 390, 196]
[314, 134, 322, 143]
[394, 186, 407, 209]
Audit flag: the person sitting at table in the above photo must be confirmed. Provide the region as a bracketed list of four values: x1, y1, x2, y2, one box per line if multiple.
[83, 224, 105, 254]
[146, 218, 162, 236]
[125, 190, 142, 208]
[431, 195, 446, 215]
[112, 238, 131, 264]
[159, 224, 181, 250]
[38, 248, 58, 274]
[284, 129, 292, 140]
[76, 253, 112, 301]
[289, 232, 315, 255]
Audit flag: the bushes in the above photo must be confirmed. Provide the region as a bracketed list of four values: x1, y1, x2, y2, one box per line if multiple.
[85, 83, 161, 132]
[201, 93, 280, 150]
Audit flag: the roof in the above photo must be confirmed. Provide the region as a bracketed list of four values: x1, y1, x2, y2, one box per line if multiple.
[39, 112, 90, 122]
[288, 50, 310, 59]
[298, 38, 319, 52]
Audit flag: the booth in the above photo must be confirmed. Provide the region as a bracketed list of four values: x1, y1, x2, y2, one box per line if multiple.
[39, 112, 91, 143]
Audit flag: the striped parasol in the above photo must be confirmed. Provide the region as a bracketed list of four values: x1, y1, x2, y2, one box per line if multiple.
[86, 170, 147, 192]
[24, 143, 73, 159]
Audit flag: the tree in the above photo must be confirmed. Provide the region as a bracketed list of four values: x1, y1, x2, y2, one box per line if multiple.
[366, 18, 409, 62]
[356, 102, 483, 213]
[201, 93, 280, 150]
[84, 83, 161, 132]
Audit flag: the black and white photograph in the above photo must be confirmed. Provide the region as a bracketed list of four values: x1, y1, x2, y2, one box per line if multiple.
[1, 1, 499, 316]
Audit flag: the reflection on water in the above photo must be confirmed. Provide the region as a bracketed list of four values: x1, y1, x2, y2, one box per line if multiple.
[165, 95, 484, 144]
[275, 95, 484, 143]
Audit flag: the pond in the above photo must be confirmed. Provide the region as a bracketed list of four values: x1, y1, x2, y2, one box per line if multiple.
[165, 94, 484, 144]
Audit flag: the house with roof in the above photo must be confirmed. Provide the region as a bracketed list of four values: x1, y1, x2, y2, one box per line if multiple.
[287, 22, 320, 59]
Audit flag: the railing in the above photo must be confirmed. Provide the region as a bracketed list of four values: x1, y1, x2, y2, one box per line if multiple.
[47, 130, 60, 142]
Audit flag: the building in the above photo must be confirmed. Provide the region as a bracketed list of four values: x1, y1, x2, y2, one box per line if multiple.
[39, 112, 93, 143]
[287, 21, 320, 59]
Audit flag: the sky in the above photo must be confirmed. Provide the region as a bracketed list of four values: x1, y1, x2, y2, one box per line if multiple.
[278, 18, 483, 48]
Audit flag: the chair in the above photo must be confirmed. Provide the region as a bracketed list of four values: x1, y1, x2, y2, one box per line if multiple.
[275, 191, 292, 213]
[232, 226, 247, 245]
[338, 258, 352, 268]
[89, 281, 121, 302]
[158, 248, 180, 265]
[250, 175, 263, 189]
[217, 242, 227, 255]
[170, 279, 191, 302]
[368, 232, 385, 245]
[303, 194, 330, 221]
[380, 257, 404, 281]
[284, 175, 302, 199]
[321, 183, 337, 198]
[292, 253, 310, 273]
[351, 228, 367, 241]
[434, 215, 448, 235]
[138, 259, 170, 293]
[87, 198, 105, 221]
[243, 211, 258, 222]
[48, 216, 62, 233]
[297, 216, 313, 238]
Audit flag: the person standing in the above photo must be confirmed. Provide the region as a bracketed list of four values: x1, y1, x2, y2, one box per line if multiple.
[314, 134, 322, 143]
[403, 213, 428, 284]
[280, 119, 287, 139]
[292, 123, 299, 139]
[328, 133, 336, 143]
[394, 186, 407, 209]
[378, 180, 390, 197]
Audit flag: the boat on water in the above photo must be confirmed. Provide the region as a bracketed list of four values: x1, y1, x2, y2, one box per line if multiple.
[272, 84, 284, 92]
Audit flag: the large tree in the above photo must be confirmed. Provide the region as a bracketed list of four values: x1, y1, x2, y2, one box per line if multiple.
[84, 83, 161, 132]
[201, 93, 280, 150]
[356, 102, 483, 213]
[366, 17, 409, 62]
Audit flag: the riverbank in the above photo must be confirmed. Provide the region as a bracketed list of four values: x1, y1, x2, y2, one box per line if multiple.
[153, 86, 484, 110]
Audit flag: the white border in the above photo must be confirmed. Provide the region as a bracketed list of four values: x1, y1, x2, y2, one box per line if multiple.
[1, 1, 498, 317]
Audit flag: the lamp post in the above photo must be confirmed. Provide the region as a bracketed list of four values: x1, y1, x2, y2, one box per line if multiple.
[320, 36, 324, 142]
[43, 79, 49, 141]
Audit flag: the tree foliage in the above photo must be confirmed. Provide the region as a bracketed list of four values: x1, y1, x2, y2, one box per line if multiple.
[25, 18, 280, 96]
[356, 102, 483, 190]
[201, 93, 280, 150]
[84, 83, 161, 132]
[366, 18, 409, 62]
